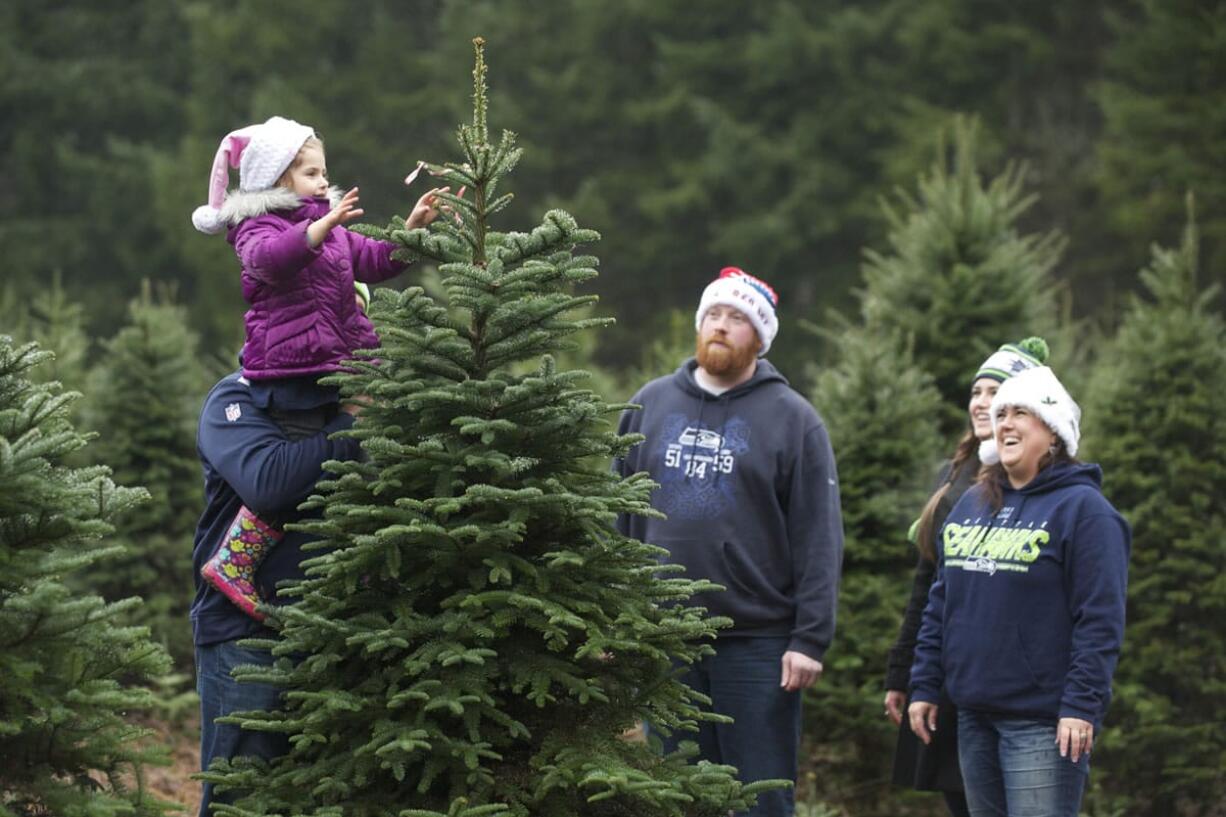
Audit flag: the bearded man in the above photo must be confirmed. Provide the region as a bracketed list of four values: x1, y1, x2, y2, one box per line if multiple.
[615, 267, 845, 817]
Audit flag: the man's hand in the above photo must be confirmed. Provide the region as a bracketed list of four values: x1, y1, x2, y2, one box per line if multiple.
[908, 700, 939, 745]
[883, 689, 906, 726]
[308, 187, 364, 247]
[340, 394, 372, 419]
[780, 650, 822, 692]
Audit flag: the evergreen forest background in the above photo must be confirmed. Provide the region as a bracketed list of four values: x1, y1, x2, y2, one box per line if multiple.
[1, 1, 1223, 815]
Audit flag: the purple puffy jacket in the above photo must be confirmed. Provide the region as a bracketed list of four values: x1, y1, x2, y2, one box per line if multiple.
[223, 188, 408, 380]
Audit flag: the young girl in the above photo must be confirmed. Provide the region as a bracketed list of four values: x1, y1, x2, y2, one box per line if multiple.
[191, 115, 449, 618]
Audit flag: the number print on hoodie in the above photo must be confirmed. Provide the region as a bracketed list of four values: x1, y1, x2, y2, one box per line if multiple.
[656, 413, 752, 520]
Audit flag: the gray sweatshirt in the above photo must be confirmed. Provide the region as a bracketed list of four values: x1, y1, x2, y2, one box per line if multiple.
[615, 358, 844, 660]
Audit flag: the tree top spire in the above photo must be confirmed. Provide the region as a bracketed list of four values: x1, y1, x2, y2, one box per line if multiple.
[472, 36, 488, 144]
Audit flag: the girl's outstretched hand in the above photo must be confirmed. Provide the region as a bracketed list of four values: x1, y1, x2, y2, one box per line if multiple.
[308, 187, 363, 247]
[405, 185, 466, 229]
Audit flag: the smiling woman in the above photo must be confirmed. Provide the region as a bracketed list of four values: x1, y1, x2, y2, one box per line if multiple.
[883, 337, 1047, 817]
[908, 366, 1130, 817]
[995, 404, 1058, 487]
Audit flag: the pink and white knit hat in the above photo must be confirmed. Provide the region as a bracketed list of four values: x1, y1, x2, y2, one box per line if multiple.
[191, 116, 316, 234]
[695, 267, 780, 355]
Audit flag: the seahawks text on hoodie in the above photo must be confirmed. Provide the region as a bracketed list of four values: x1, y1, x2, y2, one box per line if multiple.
[614, 358, 845, 661]
[909, 461, 1130, 727]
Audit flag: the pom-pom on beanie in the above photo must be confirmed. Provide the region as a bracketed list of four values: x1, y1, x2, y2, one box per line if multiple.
[191, 116, 316, 234]
[974, 336, 1049, 383]
[694, 267, 780, 356]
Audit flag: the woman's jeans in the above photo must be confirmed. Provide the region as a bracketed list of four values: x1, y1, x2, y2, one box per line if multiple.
[196, 640, 289, 817]
[957, 709, 1089, 817]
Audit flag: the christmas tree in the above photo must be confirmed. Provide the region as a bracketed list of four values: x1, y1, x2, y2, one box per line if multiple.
[1097, 0, 1226, 291]
[0, 272, 91, 418]
[204, 39, 767, 817]
[81, 282, 207, 670]
[0, 335, 172, 816]
[805, 324, 944, 813]
[859, 117, 1062, 436]
[1081, 200, 1226, 815]
[794, 119, 1062, 812]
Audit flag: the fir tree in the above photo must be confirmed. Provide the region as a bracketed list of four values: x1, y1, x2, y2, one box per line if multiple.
[0, 272, 91, 402]
[806, 324, 944, 813]
[204, 39, 767, 817]
[0, 335, 172, 817]
[859, 117, 1063, 436]
[620, 310, 700, 398]
[80, 282, 207, 670]
[795, 120, 1062, 812]
[1097, 0, 1226, 294]
[1081, 202, 1226, 816]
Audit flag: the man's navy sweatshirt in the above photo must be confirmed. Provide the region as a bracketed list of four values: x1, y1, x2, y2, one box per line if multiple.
[190, 373, 361, 647]
[909, 461, 1130, 728]
[614, 359, 844, 661]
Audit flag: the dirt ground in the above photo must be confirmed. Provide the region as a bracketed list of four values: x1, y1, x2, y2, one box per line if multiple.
[141, 717, 202, 814]
[140, 721, 653, 815]
[138, 720, 644, 814]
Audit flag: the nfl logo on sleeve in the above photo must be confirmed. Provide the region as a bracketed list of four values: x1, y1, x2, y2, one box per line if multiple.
[225, 403, 242, 422]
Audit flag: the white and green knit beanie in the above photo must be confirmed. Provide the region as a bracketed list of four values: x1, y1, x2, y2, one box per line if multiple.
[975, 336, 1049, 465]
[974, 336, 1049, 383]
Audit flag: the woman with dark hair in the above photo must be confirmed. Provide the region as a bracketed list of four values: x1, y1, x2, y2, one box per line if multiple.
[883, 338, 1048, 817]
[908, 366, 1130, 817]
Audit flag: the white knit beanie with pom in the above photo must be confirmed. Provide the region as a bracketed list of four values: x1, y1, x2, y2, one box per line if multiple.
[191, 116, 316, 234]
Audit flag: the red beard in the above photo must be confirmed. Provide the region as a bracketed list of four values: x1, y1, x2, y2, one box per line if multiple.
[695, 333, 759, 376]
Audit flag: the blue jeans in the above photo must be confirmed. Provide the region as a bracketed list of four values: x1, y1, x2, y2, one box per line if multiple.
[196, 640, 289, 817]
[957, 710, 1088, 817]
[659, 636, 800, 817]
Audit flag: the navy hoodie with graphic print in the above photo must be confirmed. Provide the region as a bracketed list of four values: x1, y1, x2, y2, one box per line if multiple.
[614, 358, 844, 660]
[909, 461, 1130, 728]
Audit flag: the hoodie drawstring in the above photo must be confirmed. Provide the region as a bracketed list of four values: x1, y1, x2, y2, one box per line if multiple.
[712, 394, 733, 487]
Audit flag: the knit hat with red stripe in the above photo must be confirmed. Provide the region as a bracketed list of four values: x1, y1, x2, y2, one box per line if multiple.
[694, 267, 780, 356]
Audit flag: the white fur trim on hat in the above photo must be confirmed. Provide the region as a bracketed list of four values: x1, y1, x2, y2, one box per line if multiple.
[695, 267, 780, 356]
[989, 366, 1081, 458]
[192, 116, 316, 235]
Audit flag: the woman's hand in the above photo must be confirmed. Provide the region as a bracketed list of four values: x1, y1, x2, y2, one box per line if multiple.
[1057, 717, 1094, 762]
[908, 700, 939, 745]
[884, 689, 906, 726]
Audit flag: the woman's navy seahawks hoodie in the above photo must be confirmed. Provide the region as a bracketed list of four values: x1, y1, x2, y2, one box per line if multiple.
[909, 461, 1130, 728]
[614, 358, 844, 661]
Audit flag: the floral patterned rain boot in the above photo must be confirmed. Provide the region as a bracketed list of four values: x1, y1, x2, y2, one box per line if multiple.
[200, 506, 283, 621]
